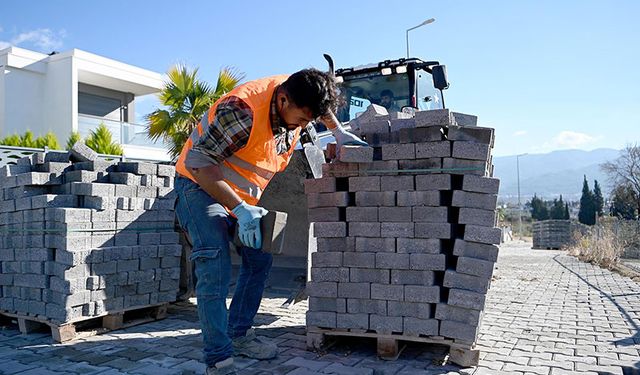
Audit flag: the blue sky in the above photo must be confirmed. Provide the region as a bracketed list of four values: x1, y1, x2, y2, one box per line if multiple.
[2, 0, 638, 156]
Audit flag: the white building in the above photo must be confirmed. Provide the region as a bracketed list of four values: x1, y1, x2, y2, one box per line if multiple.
[0, 46, 169, 161]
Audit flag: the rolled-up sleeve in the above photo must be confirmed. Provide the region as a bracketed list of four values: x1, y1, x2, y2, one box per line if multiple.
[185, 97, 253, 169]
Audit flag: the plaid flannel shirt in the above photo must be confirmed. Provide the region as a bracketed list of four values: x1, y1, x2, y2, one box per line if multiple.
[185, 91, 295, 169]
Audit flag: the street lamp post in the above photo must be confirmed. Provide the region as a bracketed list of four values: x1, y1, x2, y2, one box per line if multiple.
[516, 153, 528, 240]
[406, 18, 435, 58]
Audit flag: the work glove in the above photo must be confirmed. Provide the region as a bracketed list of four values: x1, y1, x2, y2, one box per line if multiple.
[331, 125, 368, 147]
[232, 201, 268, 249]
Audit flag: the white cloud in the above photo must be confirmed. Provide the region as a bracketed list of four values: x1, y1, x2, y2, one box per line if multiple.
[513, 130, 527, 137]
[0, 41, 9, 50]
[547, 131, 598, 149]
[11, 28, 64, 51]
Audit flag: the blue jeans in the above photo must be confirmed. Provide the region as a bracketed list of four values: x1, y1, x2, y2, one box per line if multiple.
[174, 177, 273, 366]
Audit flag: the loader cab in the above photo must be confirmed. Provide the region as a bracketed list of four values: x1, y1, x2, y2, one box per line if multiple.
[333, 58, 448, 123]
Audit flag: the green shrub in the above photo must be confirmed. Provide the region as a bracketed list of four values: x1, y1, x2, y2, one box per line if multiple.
[20, 131, 37, 148]
[65, 132, 82, 151]
[35, 132, 61, 150]
[85, 123, 123, 155]
[0, 134, 22, 146]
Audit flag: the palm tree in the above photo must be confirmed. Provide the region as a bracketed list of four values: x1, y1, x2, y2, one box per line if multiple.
[146, 64, 245, 160]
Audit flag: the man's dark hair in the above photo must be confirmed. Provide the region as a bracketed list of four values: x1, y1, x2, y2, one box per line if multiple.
[281, 68, 340, 118]
[380, 89, 394, 98]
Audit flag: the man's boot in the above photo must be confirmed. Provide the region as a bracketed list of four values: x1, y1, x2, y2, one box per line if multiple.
[206, 358, 236, 375]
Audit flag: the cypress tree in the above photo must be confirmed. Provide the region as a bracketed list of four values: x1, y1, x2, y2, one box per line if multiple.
[593, 180, 604, 217]
[564, 202, 570, 219]
[578, 175, 596, 225]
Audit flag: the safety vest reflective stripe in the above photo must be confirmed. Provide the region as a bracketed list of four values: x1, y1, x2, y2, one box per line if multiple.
[219, 163, 262, 199]
[226, 155, 275, 180]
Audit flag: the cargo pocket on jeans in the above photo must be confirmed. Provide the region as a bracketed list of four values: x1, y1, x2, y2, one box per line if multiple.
[190, 248, 223, 298]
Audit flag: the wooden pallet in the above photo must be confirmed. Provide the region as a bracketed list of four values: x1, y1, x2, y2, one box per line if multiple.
[306, 326, 479, 367]
[0, 303, 168, 343]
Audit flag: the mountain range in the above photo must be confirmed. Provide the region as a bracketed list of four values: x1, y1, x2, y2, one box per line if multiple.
[492, 148, 621, 203]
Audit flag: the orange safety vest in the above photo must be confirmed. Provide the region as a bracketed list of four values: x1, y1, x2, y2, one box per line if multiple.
[175, 75, 301, 207]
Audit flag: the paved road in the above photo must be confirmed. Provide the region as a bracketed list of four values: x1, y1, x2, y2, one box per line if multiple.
[0, 242, 639, 374]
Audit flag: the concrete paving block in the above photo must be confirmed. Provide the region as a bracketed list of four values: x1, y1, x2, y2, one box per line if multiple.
[355, 191, 396, 207]
[336, 313, 370, 331]
[379, 207, 412, 222]
[309, 297, 346, 313]
[380, 223, 414, 238]
[308, 207, 340, 222]
[15, 196, 32, 211]
[83, 196, 114, 210]
[398, 126, 444, 144]
[16, 172, 55, 186]
[435, 303, 482, 325]
[310, 267, 349, 282]
[311, 251, 343, 267]
[375, 253, 410, 270]
[387, 301, 432, 318]
[458, 207, 497, 227]
[443, 270, 490, 293]
[304, 177, 337, 194]
[451, 112, 478, 126]
[447, 126, 494, 146]
[354, 103, 389, 123]
[371, 283, 403, 301]
[316, 237, 355, 253]
[20, 261, 44, 274]
[70, 141, 98, 162]
[412, 206, 448, 223]
[396, 238, 442, 254]
[415, 174, 451, 191]
[71, 182, 115, 196]
[453, 240, 499, 262]
[0, 248, 14, 261]
[439, 320, 478, 342]
[403, 317, 439, 336]
[447, 288, 486, 310]
[362, 132, 397, 147]
[157, 164, 176, 177]
[396, 191, 440, 207]
[349, 222, 381, 237]
[140, 257, 161, 270]
[452, 141, 491, 161]
[72, 160, 117, 172]
[346, 207, 379, 222]
[338, 282, 370, 299]
[398, 158, 442, 172]
[63, 170, 102, 184]
[462, 175, 500, 194]
[342, 252, 375, 268]
[307, 192, 350, 208]
[415, 141, 451, 159]
[381, 144, 415, 161]
[380, 175, 414, 191]
[34, 161, 72, 174]
[346, 298, 387, 315]
[47, 207, 92, 223]
[139, 232, 162, 245]
[349, 268, 390, 283]
[306, 281, 338, 298]
[313, 222, 347, 238]
[14, 274, 48, 288]
[442, 158, 488, 176]
[355, 237, 395, 253]
[0, 199, 15, 213]
[391, 270, 435, 286]
[136, 186, 158, 198]
[404, 285, 440, 303]
[409, 254, 447, 271]
[321, 161, 360, 178]
[370, 314, 403, 334]
[348, 176, 380, 192]
[464, 225, 501, 244]
[390, 118, 416, 132]
[117, 162, 158, 175]
[109, 172, 142, 185]
[414, 223, 452, 239]
[414, 109, 456, 127]
[359, 119, 390, 134]
[31, 194, 78, 209]
[358, 160, 398, 175]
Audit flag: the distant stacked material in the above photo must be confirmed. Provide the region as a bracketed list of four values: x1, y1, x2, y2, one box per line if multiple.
[305, 107, 500, 354]
[533, 220, 571, 249]
[0, 144, 180, 324]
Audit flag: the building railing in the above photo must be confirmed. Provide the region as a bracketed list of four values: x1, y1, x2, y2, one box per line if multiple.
[77, 114, 167, 149]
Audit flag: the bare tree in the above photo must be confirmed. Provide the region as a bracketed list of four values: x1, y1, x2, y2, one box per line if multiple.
[601, 143, 640, 216]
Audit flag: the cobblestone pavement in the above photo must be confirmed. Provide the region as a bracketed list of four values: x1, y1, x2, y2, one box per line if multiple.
[1, 241, 639, 374]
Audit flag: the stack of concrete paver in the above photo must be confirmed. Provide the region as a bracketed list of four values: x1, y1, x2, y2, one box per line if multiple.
[305, 106, 500, 352]
[0, 144, 180, 325]
[533, 219, 571, 249]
